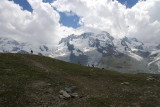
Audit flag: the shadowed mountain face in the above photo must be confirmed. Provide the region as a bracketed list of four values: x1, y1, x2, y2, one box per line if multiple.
[0, 31, 160, 73]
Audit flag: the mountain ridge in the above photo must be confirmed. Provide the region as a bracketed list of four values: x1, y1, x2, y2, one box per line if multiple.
[0, 31, 159, 73]
[51, 31, 160, 73]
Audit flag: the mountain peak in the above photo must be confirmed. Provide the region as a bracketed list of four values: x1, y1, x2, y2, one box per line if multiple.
[0, 32, 160, 73]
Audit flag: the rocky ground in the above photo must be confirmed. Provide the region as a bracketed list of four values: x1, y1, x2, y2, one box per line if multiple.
[0, 53, 160, 107]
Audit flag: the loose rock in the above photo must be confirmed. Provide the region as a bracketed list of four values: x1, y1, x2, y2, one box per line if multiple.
[59, 95, 65, 99]
[71, 93, 79, 98]
[59, 87, 79, 99]
[147, 76, 156, 81]
[62, 91, 71, 98]
[64, 88, 72, 93]
[121, 82, 130, 85]
[59, 90, 64, 94]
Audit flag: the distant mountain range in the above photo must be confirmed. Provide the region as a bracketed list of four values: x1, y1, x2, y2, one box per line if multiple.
[0, 31, 160, 73]
[0, 37, 50, 56]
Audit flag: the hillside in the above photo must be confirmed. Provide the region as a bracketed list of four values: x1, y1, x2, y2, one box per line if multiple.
[1, 32, 160, 74]
[0, 53, 160, 107]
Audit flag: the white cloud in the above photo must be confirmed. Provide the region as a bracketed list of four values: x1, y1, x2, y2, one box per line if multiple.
[0, 0, 159, 45]
[126, 0, 160, 43]
[0, 0, 61, 45]
[52, 0, 160, 43]
[52, 0, 128, 38]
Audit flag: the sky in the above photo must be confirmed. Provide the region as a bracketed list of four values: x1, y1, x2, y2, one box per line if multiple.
[11, 0, 139, 28]
[0, 0, 160, 45]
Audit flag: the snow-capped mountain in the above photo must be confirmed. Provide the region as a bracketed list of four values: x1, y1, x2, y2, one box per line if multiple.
[0, 31, 160, 73]
[50, 31, 160, 73]
[147, 50, 160, 72]
[0, 37, 50, 56]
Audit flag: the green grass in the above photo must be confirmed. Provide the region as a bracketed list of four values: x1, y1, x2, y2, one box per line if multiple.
[0, 54, 47, 107]
[87, 97, 110, 107]
[0, 53, 160, 107]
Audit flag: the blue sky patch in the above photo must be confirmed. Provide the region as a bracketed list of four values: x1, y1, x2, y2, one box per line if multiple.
[117, 0, 139, 8]
[43, 0, 56, 3]
[12, 0, 33, 12]
[59, 12, 81, 28]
